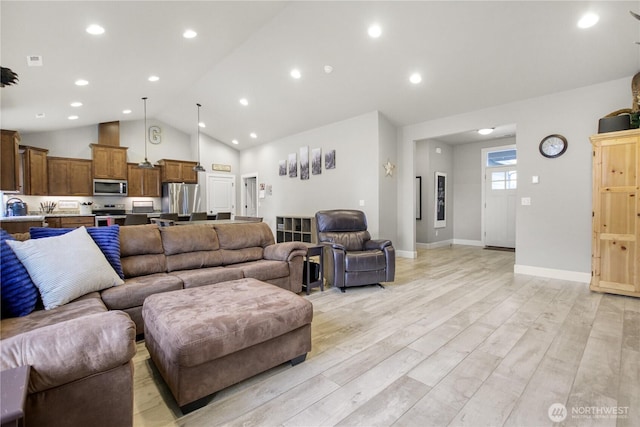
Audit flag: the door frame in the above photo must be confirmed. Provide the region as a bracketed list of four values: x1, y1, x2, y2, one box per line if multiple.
[481, 144, 516, 247]
[240, 172, 259, 217]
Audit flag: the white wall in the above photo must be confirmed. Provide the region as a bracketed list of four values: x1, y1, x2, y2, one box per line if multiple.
[240, 111, 389, 237]
[415, 139, 454, 244]
[399, 76, 631, 278]
[378, 113, 399, 244]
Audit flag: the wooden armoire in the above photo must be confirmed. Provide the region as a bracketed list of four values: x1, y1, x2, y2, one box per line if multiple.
[590, 128, 640, 298]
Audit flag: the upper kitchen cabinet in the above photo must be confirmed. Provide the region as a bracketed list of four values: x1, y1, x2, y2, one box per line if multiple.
[91, 144, 128, 179]
[1, 130, 21, 191]
[127, 163, 161, 197]
[21, 146, 49, 195]
[48, 157, 92, 196]
[156, 159, 198, 183]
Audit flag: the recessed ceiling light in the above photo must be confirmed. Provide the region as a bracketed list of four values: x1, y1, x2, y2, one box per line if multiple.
[35, 113, 46, 119]
[183, 29, 197, 39]
[232, 139, 239, 145]
[368, 24, 382, 38]
[250, 133, 257, 139]
[70, 102, 83, 107]
[198, 122, 206, 128]
[290, 69, 301, 79]
[239, 98, 249, 106]
[578, 13, 599, 28]
[478, 128, 495, 135]
[409, 73, 422, 84]
[86, 24, 105, 35]
[75, 79, 89, 86]
[148, 75, 160, 82]
[324, 65, 334, 74]
[122, 109, 132, 114]
[68, 115, 79, 120]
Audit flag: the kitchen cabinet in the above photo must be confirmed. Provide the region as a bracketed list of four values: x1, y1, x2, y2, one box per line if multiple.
[48, 157, 93, 196]
[98, 121, 120, 147]
[157, 159, 198, 183]
[0, 219, 45, 234]
[91, 144, 128, 179]
[591, 129, 640, 298]
[1, 129, 20, 191]
[21, 146, 49, 195]
[46, 216, 95, 228]
[127, 163, 161, 197]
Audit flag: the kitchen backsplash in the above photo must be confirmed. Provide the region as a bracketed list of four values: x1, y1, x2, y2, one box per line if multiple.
[2, 194, 161, 216]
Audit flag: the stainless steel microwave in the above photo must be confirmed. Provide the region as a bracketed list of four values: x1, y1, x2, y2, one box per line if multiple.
[93, 179, 128, 196]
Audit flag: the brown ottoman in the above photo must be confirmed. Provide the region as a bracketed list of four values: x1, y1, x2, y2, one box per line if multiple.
[142, 278, 313, 413]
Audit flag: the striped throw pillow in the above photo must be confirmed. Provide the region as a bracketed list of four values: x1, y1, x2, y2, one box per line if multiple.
[6, 227, 124, 310]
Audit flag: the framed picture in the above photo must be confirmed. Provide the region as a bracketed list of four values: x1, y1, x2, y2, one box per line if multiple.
[300, 146, 309, 180]
[434, 172, 446, 228]
[416, 176, 422, 220]
[278, 160, 287, 176]
[312, 148, 322, 175]
[325, 149, 336, 169]
[288, 153, 297, 178]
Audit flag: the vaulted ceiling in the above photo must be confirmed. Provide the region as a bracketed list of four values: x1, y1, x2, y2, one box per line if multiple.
[1, 1, 638, 149]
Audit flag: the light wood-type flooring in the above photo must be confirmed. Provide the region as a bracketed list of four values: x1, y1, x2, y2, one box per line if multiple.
[133, 245, 640, 427]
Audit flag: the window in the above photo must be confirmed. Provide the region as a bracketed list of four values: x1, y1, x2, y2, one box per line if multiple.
[491, 170, 517, 190]
[487, 149, 517, 166]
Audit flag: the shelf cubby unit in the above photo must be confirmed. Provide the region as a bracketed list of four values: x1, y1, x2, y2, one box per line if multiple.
[276, 215, 316, 244]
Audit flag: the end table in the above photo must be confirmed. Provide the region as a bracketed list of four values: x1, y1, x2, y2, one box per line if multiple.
[302, 243, 324, 295]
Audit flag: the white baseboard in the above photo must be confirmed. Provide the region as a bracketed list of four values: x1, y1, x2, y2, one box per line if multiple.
[396, 250, 417, 259]
[453, 239, 483, 247]
[514, 264, 591, 283]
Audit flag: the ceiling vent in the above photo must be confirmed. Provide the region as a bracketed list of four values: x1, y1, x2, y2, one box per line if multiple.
[27, 55, 43, 66]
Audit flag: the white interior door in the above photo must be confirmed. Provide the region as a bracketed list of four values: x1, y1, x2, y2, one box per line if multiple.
[206, 174, 235, 216]
[242, 175, 258, 216]
[484, 166, 517, 248]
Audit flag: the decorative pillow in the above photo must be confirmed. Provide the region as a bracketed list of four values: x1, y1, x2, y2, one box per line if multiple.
[29, 225, 124, 279]
[0, 230, 39, 318]
[6, 227, 124, 310]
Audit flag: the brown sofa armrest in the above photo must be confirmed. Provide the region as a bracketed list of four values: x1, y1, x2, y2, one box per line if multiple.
[0, 311, 136, 393]
[264, 242, 308, 262]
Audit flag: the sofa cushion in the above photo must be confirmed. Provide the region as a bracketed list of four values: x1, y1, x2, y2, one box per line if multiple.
[160, 225, 223, 272]
[0, 230, 39, 318]
[0, 292, 106, 340]
[232, 260, 289, 282]
[100, 273, 183, 310]
[29, 225, 124, 279]
[214, 223, 275, 249]
[119, 224, 166, 278]
[6, 227, 124, 310]
[219, 247, 264, 265]
[170, 267, 244, 289]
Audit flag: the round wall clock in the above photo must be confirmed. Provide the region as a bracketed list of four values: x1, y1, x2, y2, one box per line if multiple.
[149, 125, 162, 144]
[539, 134, 567, 158]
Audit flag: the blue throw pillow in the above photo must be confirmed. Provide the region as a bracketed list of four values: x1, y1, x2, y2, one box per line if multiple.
[0, 229, 39, 317]
[29, 225, 124, 279]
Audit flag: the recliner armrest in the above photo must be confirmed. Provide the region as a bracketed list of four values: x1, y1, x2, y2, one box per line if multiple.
[365, 239, 392, 251]
[320, 241, 346, 251]
[264, 242, 308, 261]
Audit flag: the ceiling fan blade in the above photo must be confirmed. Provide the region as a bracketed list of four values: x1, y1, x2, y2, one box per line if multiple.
[631, 10, 640, 20]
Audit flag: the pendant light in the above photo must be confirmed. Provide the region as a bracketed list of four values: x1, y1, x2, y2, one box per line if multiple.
[193, 102, 206, 172]
[138, 97, 154, 169]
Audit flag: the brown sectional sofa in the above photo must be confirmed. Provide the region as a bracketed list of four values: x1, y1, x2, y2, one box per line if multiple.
[0, 222, 308, 427]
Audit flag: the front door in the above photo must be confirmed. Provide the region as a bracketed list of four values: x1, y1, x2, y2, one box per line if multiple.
[484, 165, 517, 248]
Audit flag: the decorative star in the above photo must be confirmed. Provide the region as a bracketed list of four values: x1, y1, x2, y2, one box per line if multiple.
[383, 160, 396, 177]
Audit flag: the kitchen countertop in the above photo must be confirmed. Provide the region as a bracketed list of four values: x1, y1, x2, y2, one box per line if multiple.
[0, 215, 45, 222]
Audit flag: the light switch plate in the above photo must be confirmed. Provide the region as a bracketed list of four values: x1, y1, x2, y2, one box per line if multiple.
[532, 176, 539, 184]
[521, 197, 531, 206]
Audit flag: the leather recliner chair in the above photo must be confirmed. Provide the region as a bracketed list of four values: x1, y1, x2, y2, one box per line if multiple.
[315, 209, 395, 292]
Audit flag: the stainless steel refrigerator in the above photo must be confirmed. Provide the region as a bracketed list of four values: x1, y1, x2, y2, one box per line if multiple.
[162, 183, 201, 215]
